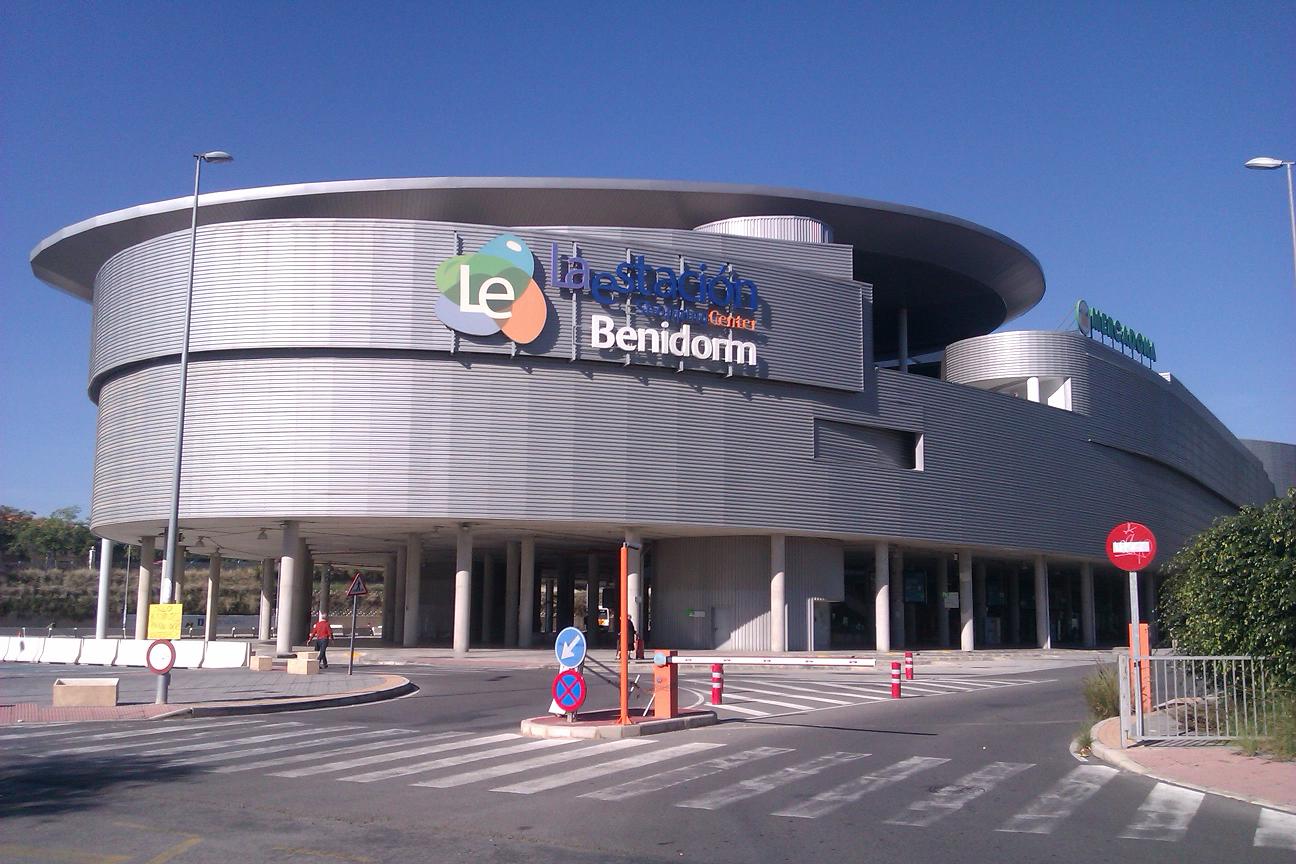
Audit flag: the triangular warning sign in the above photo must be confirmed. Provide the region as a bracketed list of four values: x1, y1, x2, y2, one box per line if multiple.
[345, 573, 368, 597]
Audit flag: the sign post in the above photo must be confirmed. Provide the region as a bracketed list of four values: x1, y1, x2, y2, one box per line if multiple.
[147, 602, 183, 705]
[1106, 522, 1157, 730]
[345, 573, 368, 676]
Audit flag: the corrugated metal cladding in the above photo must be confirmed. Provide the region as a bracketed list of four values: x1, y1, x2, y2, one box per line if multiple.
[942, 331, 1274, 507]
[91, 346, 1263, 560]
[652, 537, 842, 651]
[1242, 439, 1296, 497]
[694, 215, 835, 245]
[89, 219, 865, 394]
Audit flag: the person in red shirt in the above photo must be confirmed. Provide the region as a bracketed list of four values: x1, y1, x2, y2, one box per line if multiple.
[309, 614, 334, 669]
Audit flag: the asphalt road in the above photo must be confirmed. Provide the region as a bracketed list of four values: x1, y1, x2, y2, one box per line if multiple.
[2, 663, 1291, 864]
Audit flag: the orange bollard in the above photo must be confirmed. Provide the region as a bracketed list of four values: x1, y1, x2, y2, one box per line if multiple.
[711, 663, 724, 705]
[904, 651, 914, 680]
[891, 661, 902, 698]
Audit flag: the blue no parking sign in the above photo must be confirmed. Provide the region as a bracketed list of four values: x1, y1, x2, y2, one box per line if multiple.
[552, 669, 587, 712]
[554, 626, 587, 668]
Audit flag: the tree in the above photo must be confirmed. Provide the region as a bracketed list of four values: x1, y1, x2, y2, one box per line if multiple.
[1160, 489, 1296, 686]
[11, 506, 94, 568]
[0, 506, 35, 561]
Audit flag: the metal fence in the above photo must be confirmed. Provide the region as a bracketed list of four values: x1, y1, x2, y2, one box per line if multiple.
[1119, 653, 1282, 744]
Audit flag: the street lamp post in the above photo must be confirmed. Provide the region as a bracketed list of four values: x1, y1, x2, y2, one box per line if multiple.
[156, 150, 233, 705]
[1245, 156, 1296, 295]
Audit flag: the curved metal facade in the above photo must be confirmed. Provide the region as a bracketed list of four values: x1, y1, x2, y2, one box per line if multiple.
[29, 178, 1282, 651]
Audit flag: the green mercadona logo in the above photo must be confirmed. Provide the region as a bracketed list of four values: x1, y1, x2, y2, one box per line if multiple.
[1076, 299, 1156, 362]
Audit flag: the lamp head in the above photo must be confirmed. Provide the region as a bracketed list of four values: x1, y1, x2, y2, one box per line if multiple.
[198, 151, 234, 164]
[1245, 156, 1285, 170]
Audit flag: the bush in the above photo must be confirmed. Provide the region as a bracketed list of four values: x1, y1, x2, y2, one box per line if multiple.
[1160, 489, 1296, 687]
[1082, 664, 1121, 719]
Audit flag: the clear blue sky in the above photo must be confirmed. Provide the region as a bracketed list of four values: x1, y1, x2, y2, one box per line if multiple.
[2, 1, 1292, 518]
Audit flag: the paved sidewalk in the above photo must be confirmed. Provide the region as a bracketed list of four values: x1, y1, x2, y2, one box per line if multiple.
[0, 663, 412, 725]
[1091, 716, 1296, 813]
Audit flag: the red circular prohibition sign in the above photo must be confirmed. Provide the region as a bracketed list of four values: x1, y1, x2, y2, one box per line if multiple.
[146, 639, 177, 675]
[1105, 522, 1157, 571]
[551, 669, 587, 712]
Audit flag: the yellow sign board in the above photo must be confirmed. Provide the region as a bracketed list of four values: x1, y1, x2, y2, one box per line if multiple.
[147, 603, 183, 639]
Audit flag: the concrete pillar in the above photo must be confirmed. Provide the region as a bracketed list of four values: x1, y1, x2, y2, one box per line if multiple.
[172, 547, 185, 609]
[625, 529, 644, 636]
[936, 556, 950, 647]
[898, 307, 909, 373]
[394, 545, 407, 645]
[1080, 562, 1096, 648]
[258, 557, 274, 641]
[275, 522, 299, 655]
[403, 533, 422, 648]
[380, 554, 395, 643]
[505, 541, 520, 647]
[974, 560, 988, 646]
[135, 536, 155, 640]
[890, 547, 905, 649]
[478, 552, 495, 644]
[518, 537, 535, 647]
[1035, 555, 1051, 649]
[557, 558, 575, 630]
[770, 534, 787, 652]
[453, 526, 473, 656]
[1008, 567, 1021, 644]
[203, 552, 222, 641]
[94, 537, 113, 639]
[874, 543, 890, 652]
[585, 552, 599, 634]
[318, 565, 331, 618]
[959, 549, 974, 651]
[1026, 376, 1041, 403]
[297, 546, 313, 645]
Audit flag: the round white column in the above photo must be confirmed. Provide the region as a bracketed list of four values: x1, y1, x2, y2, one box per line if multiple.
[1035, 555, 1051, 649]
[275, 521, 299, 656]
[770, 534, 787, 653]
[203, 552, 222, 641]
[402, 533, 422, 648]
[135, 536, 155, 640]
[453, 525, 473, 656]
[258, 557, 274, 641]
[94, 537, 113, 639]
[959, 549, 974, 651]
[874, 543, 890, 652]
[504, 541, 520, 647]
[518, 537, 535, 647]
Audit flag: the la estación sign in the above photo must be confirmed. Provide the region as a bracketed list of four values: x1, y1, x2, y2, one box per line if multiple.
[435, 234, 761, 368]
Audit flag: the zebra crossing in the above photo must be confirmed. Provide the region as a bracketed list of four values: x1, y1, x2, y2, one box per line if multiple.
[680, 672, 1051, 719]
[3, 717, 1293, 850]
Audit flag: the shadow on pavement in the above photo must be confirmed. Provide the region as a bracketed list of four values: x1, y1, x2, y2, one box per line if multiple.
[0, 755, 199, 819]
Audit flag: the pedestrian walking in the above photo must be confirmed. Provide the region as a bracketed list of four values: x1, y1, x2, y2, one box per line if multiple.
[309, 614, 334, 669]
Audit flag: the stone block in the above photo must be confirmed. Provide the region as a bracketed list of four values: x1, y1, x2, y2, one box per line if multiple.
[287, 656, 319, 675]
[249, 654, 275, 672]
[52, 677, 119, 707]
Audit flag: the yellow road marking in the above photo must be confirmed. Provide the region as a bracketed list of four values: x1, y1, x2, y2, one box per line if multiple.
[0, 844, 130, 864]
[143, 836, 202, 864]
[272, 845, 375, 863]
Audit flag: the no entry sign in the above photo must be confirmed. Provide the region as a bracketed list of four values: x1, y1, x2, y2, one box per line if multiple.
[145, 639, 176, 675]
[1106, 522, 1157, 571]
[551, 669, 587, 713]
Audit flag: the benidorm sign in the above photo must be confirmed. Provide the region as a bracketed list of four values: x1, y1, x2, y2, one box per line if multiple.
[1076, 299, 1156, 363]
[435, 234, 761, 367]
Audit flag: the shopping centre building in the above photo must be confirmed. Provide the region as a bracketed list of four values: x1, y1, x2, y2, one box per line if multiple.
[30, 178, 1290, 655]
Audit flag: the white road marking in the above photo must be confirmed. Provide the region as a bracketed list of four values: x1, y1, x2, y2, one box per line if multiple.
[270, 732, 515, 777]
[0, 718, 258, 743]
[723, 692, 816, 712]
[166, 727, 408, 766]
[724, 684, 851, 705]
[44, 722, 298, 755]
[211, 733, 444, 773]
[137, 725, 345, 756]
[343, 738, 573, 783]
[713, 702, 771, 717]
[1254, 807, 1296, 849]
[416, 739, 651, 788]
[997, 764, 1119, 834]
[676, 752, 869, 811]
[583, 746, 792, 802]
[886, 761, 1034, 827]
[493, 742, 722, 794]
[773, 756, 949, 819]
[1118, 783, 1205, 842]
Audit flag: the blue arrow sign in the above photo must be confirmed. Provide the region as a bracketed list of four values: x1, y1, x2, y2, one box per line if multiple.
[554, 626, 587, 668]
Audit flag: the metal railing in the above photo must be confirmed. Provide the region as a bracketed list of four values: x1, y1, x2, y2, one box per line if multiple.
[1120, 652, 1281, 743]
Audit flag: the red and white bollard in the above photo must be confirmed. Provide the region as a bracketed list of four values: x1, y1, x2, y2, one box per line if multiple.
[711, 663, 724, 705]
[904, 651, 914, 680]
[891, 660, 902, 699]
